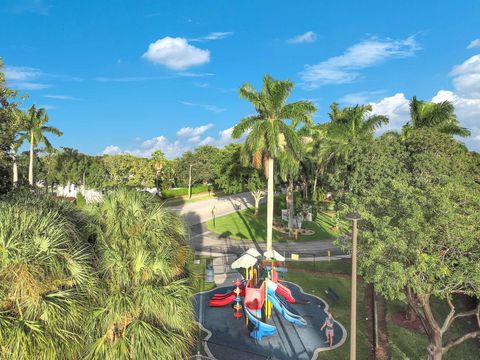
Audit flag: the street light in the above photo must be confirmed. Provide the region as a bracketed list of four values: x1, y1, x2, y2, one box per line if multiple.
[346, 211, 361, 360]
[212, 205, 217, 228]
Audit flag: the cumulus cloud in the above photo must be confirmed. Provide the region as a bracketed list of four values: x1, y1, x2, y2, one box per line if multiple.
[449, 54, 480, 98]
[467, 38, 480, 49]
[103, 145, 122, 155]
[287, 31, 317, 44]
[339, 90, 386, 105]
[101, 122, 250, 160]
[300, 36, 420, 88]
[176, 123, 214, 138]
[370, 93, 410, 133]
[142, 37, 210, 70]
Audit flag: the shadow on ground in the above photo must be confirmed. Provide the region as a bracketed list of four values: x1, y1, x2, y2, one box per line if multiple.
[194, 281, 347, 360]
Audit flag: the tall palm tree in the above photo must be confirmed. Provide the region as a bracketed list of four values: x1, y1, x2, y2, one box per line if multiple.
[17, 105, 62, 186]
[327, 102, 389, 161]
[232, 75, 316, 251]
[403, 96, 470, 137]
[85, 190, 195, 360]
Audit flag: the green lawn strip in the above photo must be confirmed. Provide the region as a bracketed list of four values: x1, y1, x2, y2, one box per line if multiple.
[188, 257, 216, 293]
[162, 191, 224, 207]
[387, 299, 480, 359]
[286, 259, 351, 275]
[284, 269, 369, 360]
[206, 202, 337, 242]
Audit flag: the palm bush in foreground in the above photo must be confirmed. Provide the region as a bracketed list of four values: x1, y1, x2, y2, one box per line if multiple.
[0, 196, 94, 360]
[85, 190, 195, 360]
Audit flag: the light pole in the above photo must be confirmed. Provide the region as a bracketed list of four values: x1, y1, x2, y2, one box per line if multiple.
[346, 211, 361, 360]
[212, 205, 217, 228]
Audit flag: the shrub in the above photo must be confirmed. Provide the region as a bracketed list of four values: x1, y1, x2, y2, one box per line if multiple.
[76, 191, 86, 207]
[0, 196, 95, 359]
[84, 189, 195, 359]
[161, 184, 209, 198]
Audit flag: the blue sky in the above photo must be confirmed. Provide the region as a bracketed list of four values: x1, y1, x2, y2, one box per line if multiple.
[1, 0, 480, 157]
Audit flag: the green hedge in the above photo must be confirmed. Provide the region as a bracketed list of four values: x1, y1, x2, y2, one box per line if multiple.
[161, 184, 209, 198]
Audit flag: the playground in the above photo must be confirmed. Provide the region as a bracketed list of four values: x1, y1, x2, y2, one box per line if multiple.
[194, 249, 347, 360]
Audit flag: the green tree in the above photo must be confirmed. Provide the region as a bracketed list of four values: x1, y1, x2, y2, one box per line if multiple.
[404, 96, 470, 137]
[174, 145, 221, 187]
[151, 150, 166, 190]
[215, 144, 266, 215]
[327, 102, 388, 161]
[232, 75, 315, 251]
[0, 58, 21, 193]
[0, 193, 94, 359]
[17, 105, 62, 186]
[337, 131, 480, 360]
[85, 190, 195, 360]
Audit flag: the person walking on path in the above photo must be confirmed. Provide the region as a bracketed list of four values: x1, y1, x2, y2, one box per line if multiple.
[321, 311, 335, 347]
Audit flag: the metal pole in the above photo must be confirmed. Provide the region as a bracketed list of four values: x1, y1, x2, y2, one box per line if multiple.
[350, 218, 358, 360]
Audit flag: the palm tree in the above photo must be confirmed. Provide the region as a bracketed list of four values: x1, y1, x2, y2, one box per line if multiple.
[403, 96, 470, 137]
[232, 75, 316, 251]
[0, 193, 94, 359]
[17, 105, 62, 186]
[85, 190, 195, 360]
[151, 149, 166, 191]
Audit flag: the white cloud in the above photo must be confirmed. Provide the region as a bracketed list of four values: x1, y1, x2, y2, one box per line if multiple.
[287, 31, 317, 44]
[142, 37, 210, 70]
[467, 38, 480, 49]
[449, 54, 480, 98]
[370, 93, 410, 133]
[4, 66, 51, 90]
[101, 123, 248, 160]
[103, 145, 122, 155]
[300, 36, 420, 88]
[43, 94, 77, 100]
[176, 123, 214, 137]
[190, 32, 233, 42]
[180, 101, 225, 113]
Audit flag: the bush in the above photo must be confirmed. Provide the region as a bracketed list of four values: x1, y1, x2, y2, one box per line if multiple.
[161, 184, 209, 198]
[0, 195, 94, 359]
[76, 191, 86, 207]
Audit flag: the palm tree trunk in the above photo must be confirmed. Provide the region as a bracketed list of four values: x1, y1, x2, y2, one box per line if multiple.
[287, 177, 294, 237]
[12, 150, 18, 186]
[28, 133, 34, 186]
[266, 157, 274, 252]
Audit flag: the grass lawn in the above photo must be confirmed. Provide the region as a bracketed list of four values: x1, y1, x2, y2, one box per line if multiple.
[284, 265, 369, 360]
[286, 258, 352, 274]
[188, 256, 216, 293]
[387, 299, 480, 359]
[162, 191, 224, 207]
[206, 200, 340, 242]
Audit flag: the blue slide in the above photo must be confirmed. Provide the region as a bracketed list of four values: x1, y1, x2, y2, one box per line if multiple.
[244, 304, 277, 341]
[267, 292, 307, 326]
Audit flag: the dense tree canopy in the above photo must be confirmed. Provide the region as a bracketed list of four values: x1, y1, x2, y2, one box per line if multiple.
[336, 131, 480, 359]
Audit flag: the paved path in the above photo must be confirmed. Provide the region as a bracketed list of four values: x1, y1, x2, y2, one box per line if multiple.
[170, 192, 258, 226]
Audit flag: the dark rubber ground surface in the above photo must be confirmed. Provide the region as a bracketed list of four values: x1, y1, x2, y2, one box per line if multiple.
[194, 281, 346, 360]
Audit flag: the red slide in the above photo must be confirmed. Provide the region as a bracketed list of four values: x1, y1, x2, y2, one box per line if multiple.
[209, 294, 236, 307]
[211, 287, 245, 300]
[276, 283, 296, 303]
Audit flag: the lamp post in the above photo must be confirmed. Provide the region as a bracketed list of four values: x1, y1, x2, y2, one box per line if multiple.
[212, 205, 217, 228]
[346, 211, 361, 360]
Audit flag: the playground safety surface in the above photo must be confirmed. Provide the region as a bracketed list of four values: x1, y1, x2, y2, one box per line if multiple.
[194, 281, 346, 360]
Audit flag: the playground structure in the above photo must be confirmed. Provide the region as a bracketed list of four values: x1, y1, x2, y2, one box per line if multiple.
[208, 248, 308, 341]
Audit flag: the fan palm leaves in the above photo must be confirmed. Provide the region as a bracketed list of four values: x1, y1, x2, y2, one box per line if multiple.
[17, 105, 63, 186]
[0, 195, 94, 360]
[232, 75, 316, 250]
[403, 96, 470, 137]
[85, 190, 195, 360]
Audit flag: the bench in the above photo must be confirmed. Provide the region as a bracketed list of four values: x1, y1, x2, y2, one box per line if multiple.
[325, 287, 340, 305]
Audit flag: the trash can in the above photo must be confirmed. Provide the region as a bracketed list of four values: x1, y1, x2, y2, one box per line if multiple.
[205, 266, 214, 283]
